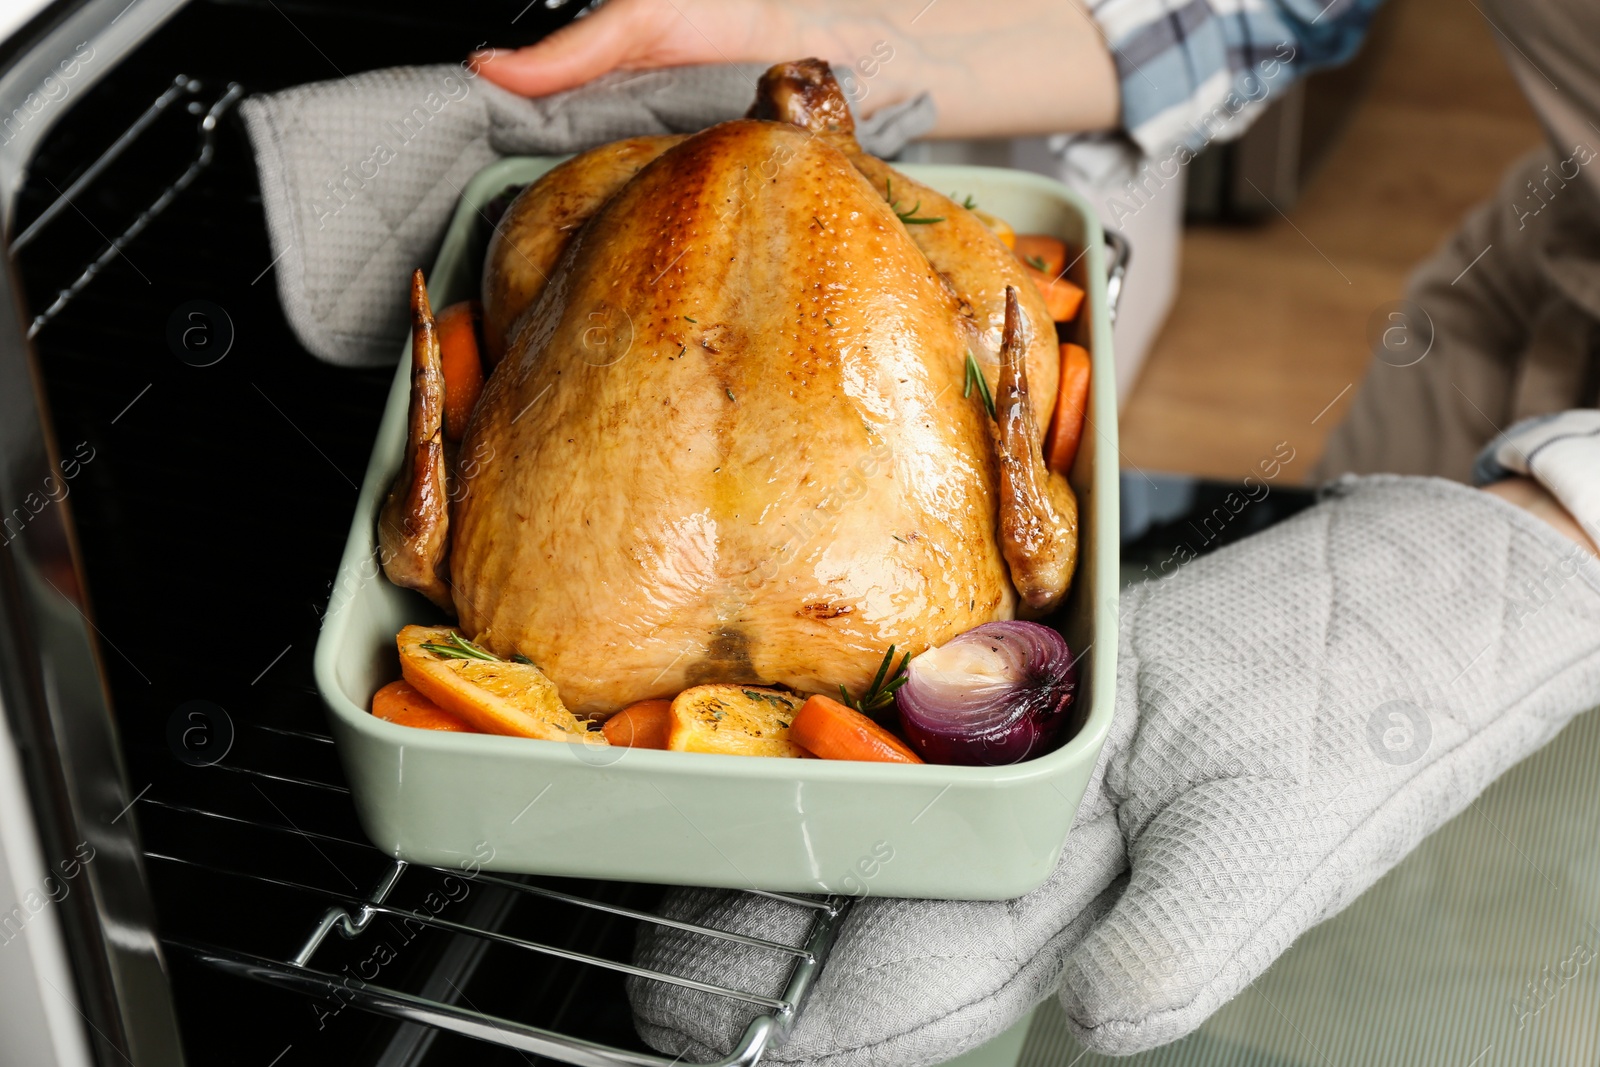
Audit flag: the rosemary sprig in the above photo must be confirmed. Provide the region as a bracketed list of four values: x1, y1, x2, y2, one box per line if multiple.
[963, 350, 997, 419]
[420, 631, 501, 662]
[897, 206, 944, 225]
[838, 645, 912, 722]
[886, 178, 945, 225]
[1026, 255, 1048, 271]
[742, 689, 796, 711]
[961, 193, 978, 210]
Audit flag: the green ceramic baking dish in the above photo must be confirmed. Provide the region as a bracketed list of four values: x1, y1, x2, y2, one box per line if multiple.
[313, 157, 1119, 901]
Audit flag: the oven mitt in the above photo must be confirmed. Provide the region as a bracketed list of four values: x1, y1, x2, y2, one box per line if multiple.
[627, 474, 1600, 1062]
[1473, 409, 1600, 546]
[239, 63, 934, 368]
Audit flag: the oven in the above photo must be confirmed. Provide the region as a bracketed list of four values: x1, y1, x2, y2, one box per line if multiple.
[0, 3, 1312, 1065]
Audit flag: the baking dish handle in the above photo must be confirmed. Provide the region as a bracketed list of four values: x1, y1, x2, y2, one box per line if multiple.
[1103, 229, 1130, 324]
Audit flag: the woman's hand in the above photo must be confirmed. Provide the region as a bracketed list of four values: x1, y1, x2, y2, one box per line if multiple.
[473, 0, 789, 99]
[471, 0, 1119, 139]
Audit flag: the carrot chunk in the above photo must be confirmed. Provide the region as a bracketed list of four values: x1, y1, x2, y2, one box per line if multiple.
[1045, 343, 1091, 475]
[437, 300, 485, 442]
[788, 694, 923, 764]
[1023, 264, 1085, 323]
[1014, 234, 1067, 276]
[372, 679, 474, 732]
[603, 699, 673, 749]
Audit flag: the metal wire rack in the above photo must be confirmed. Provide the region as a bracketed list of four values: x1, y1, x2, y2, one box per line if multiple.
[22, 73, 243, 338]
[145, 723, 848, 1066]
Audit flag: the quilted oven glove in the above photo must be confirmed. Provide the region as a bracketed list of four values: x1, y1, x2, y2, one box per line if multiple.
[240, 63, 933, 369]
[627, 475, 1600, 1061]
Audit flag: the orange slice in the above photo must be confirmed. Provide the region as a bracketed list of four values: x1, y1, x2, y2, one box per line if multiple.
[397, 625, 604, 745]
[668, 685, 810, 758]
[972, 208, 1016, 248]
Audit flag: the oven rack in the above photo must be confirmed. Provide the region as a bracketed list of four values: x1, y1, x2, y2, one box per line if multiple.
[22, 72, 241, 338]
[144, 722, 847, 1067]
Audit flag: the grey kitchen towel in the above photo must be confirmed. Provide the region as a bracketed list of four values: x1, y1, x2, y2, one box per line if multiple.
[240, 62, 935, 368]
[628, 475, 1600, 1061]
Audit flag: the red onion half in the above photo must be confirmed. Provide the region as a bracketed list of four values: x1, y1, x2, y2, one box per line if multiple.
[896, 621, 1077, 766]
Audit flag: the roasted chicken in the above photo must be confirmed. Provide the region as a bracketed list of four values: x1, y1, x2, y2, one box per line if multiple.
[381, 59, 1078, 715]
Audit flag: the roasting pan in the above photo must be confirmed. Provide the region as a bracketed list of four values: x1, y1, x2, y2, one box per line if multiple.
[313, 158, 1120, 900]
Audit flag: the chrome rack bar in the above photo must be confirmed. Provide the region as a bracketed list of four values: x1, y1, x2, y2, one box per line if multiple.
[151, 798, 851, 1065]
[12, 73, 201, 250]
[293, 858, 409, 966]
[739, 889, 839, 913]
[344, 903, 794, 1009]
[248, 722, 336, 744]
[168, 938, 783, 1067]
[463, 872, 816, 960]
[166, 880, 847, 1067]
[142, 793, 820, 960]
[141, 799, 817, 960]
[145, 850, 381, 900]
[27, 80, 243, 337]
[146, 848, 827, 1011]
[206, 760, 351, 793]
[766, 888, 843, 1034]
[140, 798, 374, 850]
[371, 881, 523, 1065]
[150, 848, 796, 1010]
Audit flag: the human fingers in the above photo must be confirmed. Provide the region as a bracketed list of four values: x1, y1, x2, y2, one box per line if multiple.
[472, 0, 783, 97]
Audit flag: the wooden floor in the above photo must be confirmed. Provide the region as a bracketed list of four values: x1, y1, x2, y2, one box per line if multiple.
[1118, 0, 1545, 484]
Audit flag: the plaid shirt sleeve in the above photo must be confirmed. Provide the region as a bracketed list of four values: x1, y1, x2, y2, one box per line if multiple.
[1089, 0, 1388, 159]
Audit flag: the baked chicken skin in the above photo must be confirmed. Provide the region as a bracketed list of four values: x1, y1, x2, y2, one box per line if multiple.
[381, 59, 1077, 715]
